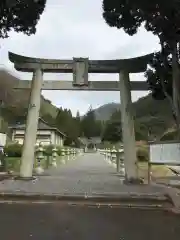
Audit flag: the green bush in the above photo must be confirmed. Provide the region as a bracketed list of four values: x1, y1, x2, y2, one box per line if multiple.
[136, 146, 149, 162]
[4, 143, 23, 157]
[42, 145, 62, 156]
[57, 147, 62, 156]
[42, 145, 54, 156]
[6, 157, 21, 172]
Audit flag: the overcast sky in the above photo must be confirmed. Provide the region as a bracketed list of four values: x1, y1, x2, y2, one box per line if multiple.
[0, 0, 160, 116]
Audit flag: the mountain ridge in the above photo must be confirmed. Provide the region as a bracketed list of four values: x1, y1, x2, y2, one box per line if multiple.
[91, 94, 174, 139]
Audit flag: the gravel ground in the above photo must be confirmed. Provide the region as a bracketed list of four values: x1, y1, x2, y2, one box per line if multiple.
[0, 153, 166, 196]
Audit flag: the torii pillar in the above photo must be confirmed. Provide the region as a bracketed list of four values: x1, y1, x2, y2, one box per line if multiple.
[117, 55, 153, 182]
[20, 68, 43, 178]
[119, 71, 137, 180]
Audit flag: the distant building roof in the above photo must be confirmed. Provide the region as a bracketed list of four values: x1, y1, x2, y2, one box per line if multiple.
[9, 118, 66, 137]
[79, 137, 101, 145]
[90, 137, 102, 144]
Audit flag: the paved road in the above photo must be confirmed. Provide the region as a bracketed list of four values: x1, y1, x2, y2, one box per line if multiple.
[0, 153, 166, 195]
[0, 202, 180, 240]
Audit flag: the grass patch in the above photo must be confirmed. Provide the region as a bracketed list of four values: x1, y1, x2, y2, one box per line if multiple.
[137, 162, 175, 179]
[5, 157, 21, 172]
[136, 141, 175, 179]
[5, 155, 69, 173]
[5, 156, 51, 173]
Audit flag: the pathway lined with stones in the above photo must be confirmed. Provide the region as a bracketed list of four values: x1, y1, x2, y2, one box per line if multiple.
[0, 153, 166, 196]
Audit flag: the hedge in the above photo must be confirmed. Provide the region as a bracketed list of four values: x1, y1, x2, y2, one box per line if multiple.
[42, 145, 62, 156]
[4, 144, 64, 158]
[4, 143, 22, 157]
[42, 145, 54, 156]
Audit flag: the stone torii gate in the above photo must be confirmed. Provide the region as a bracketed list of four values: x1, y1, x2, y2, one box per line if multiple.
[9, 52, 152, 181]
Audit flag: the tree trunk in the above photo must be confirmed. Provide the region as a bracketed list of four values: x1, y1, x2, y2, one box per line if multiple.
[160, 41, 176, 118]
[172, 43, 180, 139]
[158, 42, 178, 130]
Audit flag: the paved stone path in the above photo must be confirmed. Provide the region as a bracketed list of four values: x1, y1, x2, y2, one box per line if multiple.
[0, 153, 167, 196]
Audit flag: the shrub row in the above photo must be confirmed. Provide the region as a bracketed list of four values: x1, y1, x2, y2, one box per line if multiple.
[4, 143, 149, 161]
[4, 144, 22, 157]
[4, 144, 65, 158]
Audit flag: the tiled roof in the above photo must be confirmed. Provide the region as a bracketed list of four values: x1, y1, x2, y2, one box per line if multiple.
[9, 118, 66, 137]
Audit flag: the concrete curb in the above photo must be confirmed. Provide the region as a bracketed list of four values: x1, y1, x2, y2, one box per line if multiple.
[0, 191, 173, 208]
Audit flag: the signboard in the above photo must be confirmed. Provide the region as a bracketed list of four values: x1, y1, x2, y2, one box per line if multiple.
[150, 142, 180, 165]
[73, 58, 89, 86]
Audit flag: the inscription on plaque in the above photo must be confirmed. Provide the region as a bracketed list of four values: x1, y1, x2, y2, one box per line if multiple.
[73, 58, 89, 86]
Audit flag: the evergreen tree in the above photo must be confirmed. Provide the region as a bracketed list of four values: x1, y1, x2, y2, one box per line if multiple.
[102, 120, 122, 143]
[81, 106, 102, 138]
[102, 0, 180, 133]
[0, 0, 46, 39]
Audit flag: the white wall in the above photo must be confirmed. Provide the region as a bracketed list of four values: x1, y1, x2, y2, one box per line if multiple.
[51, 131, 55, 145]
[150, 142, 180, 164]
[13, 129, 51, 145]
[0, 133, 7, 146]
[12, 129, 64, 146]
[51, 131, 64, 146]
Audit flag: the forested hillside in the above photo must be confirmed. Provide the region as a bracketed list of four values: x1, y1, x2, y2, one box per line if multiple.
[93, 94, 174, 141]
[0, 69, 175, 144]
[0, 69, 82, 146]
[0, 69, 58, 129]
[0, 69, 102, 145]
